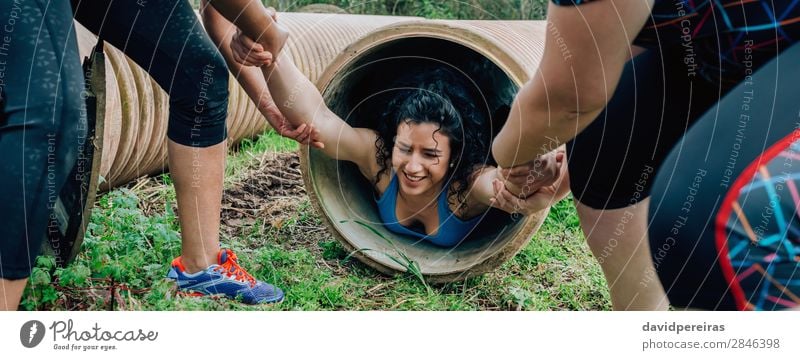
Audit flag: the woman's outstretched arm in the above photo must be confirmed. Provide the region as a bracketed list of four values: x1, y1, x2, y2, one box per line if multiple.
[457, 167, 503, 218]
[264, 54, 379, 169]
[227, 26, 381, 178]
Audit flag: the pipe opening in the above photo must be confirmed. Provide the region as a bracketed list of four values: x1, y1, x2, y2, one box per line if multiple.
[308, 36, 534, 278]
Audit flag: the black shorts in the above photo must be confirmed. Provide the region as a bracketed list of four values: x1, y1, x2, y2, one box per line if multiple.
[566, 47, 728, 209]
[72, 0, 230, 148]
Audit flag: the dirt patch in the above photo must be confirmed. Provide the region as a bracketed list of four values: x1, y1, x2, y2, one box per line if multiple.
[132, 152, 312, 237]
[129, 150, 334, 242]
[221, 152, 306, 234]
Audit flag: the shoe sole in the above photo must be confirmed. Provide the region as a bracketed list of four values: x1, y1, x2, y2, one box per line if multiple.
[176, 290, 284, 305]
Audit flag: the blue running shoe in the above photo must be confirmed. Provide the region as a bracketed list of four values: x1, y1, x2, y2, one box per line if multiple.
[166, 249, 284, 304]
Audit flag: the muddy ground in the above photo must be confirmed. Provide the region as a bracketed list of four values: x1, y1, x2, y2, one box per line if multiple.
[220, 152, 307, 234]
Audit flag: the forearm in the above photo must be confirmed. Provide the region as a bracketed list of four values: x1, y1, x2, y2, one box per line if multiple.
[492, 78, 602, 168]
[234, 67, 275, 114]
[266, 57, 355, 158]
[205, 0, 282, 49]
[492, 1, 653, 168]
[265, 56, 326, 126]
[552, 154, 571, 202]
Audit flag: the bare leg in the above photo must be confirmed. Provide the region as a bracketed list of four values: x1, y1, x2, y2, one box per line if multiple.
[576, 198, 669, 310]
[0, 278, 28, 311]
[168, 139, 226, 273]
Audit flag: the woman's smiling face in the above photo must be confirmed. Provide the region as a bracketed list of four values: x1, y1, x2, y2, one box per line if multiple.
[391, 121, 452, 198]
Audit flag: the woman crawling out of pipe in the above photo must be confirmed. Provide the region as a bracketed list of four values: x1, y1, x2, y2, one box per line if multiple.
[201, 6, 569, 247]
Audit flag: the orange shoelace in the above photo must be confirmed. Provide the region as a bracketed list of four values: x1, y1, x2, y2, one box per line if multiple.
[217, 250, 257, 287]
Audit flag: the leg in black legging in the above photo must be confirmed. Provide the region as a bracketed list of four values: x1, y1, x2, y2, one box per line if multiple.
[72, 0, 231, 273]
[0, 0, 85, 309]
[72, 0, 229, 147]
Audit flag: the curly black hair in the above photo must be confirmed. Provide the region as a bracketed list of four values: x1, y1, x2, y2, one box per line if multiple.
[371, 65, 492, 213]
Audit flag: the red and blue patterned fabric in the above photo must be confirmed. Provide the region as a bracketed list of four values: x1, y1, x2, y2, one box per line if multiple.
[551, 0, 800, 83]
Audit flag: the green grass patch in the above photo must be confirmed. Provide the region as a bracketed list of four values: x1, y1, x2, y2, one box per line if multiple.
[225, 129, 300, 180]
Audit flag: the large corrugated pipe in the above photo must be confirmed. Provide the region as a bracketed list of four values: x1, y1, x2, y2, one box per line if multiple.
[302, 19, 549, 283]
[73, 14, 552, 283]
[73, 13, 417, 189]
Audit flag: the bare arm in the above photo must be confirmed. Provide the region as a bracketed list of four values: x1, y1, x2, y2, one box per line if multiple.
[219, 13, 381, 179]
[458, 160, 570, 218]
[204, 0, 288, 58]
[458, 167, 499, 218]
[492, 0, 652, 167]
[263, 48, 381, 178]
[499, 145, 565, 197]
[461, 145, 568, 217]
[200, 3, 321, 147]
[201, 2, 272, 110]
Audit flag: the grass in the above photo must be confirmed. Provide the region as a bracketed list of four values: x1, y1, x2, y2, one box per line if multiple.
[21, 129, 611, 311]
[225, 130, 300, 181]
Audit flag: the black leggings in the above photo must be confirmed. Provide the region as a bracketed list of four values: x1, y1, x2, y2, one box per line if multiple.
[0, 0, 85, 279]
[649, 43, 800, 310]
[72, 0, 229, 147]
[0, 0, 229, 279]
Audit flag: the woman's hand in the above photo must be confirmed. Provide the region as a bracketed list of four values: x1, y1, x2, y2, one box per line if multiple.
[489, 177, 561, 216]
[230, 7, 279, 67]
[498, 147, 565, 198]
[489, 147, 570, 216]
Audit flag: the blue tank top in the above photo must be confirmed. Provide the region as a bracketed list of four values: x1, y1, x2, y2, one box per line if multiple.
[376, 174, 481, 247]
